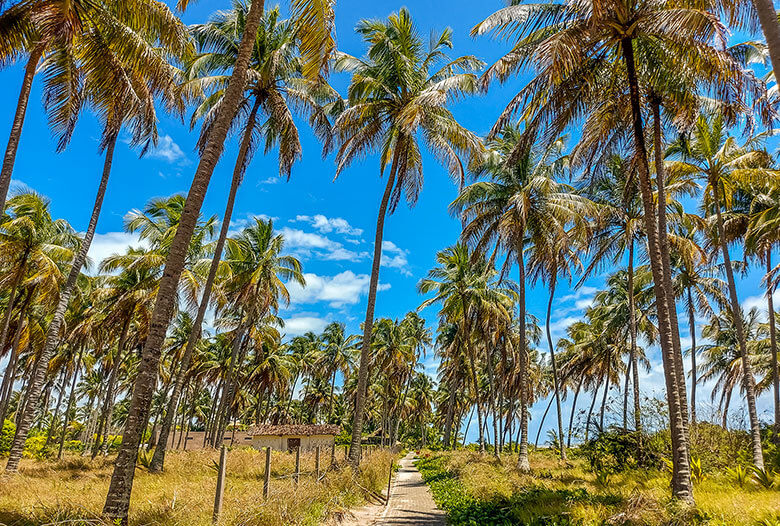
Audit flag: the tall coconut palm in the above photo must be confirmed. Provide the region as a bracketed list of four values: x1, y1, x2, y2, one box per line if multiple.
[101, 0, 336, 517]
[452, 129, 585, 470]
[328, 8, 483, 464]
[666, 113, 777, 468]
[320, 322, 358, 423]
[5, 4, 191, 474]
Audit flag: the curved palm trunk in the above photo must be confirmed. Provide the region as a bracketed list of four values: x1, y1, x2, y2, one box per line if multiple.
[467, 339, 485, 453]
[517, 245, 530, 472]
[750, 0, 780, 84]
[443, 373, 459, 448]
[621, 39, 692, 503]
[766, 251, 780, 438]
[712, 183, 764, 469]
[102, 1, 264, 519]
[348, 148, 399, 466]
[0, 255, 28, 354]
[58, 347, 83, 460]
[599, 363, 610, 431]
[622, 356, 632, 429]
[214, 319, 248, 447]
[584, 380, 601, 442]
[150, 97, 261, 473]
[0, 43, 46, 215]
[486, 345, 499, 458]
[6, 133, 119, 473]
[44, 370, 68, 449]
[0, 289, 32, 424]
[97, 316, 132, 457]
[567, 376, 583, 448]
[545, 276, 566, 460]
[327, 368, 337, 423]
[687, 289, 697, 425]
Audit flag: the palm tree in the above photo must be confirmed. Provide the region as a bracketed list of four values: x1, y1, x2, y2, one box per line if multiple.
[328, 8, 483, 464]
[419, 244, 515, 454]
[101, 0, 336, 516]
[5, 6, 190, 474]
[320, 322, 358, 423]
[452, 129, 585, 470]
[666, 113, 776, 468]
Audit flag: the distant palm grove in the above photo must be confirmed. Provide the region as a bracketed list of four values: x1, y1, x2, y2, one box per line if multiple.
[2, 0, 780, 523]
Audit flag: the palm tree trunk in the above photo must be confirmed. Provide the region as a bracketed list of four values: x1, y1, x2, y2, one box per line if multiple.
[327, 368, 337, 423]
[215, 319, 248, 447]
[712, 183, 764, 469]
[687, 290, 697, 425]
[585, 380, 601, 442]
[58, 347, 83, 460]
[545, 275, 566, 460]
[750, 0, 780, 84]
[0, 258, 27, 354]
[621, 38, 692, 503]
[599, 363, 610, 431]
[102, 2, 265, 518]
[44, 370, 68, 449]
[623, 357, 632, 429]
[348, 146, 400, 466]
[567, 376, 583, 448]
[443, 374, 459, 448]
[0, 43, 46, 215]
[517, 240, 531, 472]
[534, 396, 554, 447]
[627, 240, 642, 437]
[97, 315, 132, 458]
[149, 97, 261, 473]
[766, 250, 780, 438]
[0, 288, 32, 424]
[6, 133, 119, 472]
[486, 346, 499, 459]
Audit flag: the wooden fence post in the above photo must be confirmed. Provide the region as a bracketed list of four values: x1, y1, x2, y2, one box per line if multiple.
[315, 445, 321, 480]
[263, 446, 271, 499]
[294, 446, 301, 485]
[386, 458, 393, 506]
[213, 445, 227, 522]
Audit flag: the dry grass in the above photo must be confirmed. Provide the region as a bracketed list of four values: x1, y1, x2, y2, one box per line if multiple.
[421, 449, 780, 525]
[0, 447, 394, 526]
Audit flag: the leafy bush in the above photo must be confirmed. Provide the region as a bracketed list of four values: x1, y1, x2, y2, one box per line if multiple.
[0, 419, 14, 453]
[580, 428, 662, 474]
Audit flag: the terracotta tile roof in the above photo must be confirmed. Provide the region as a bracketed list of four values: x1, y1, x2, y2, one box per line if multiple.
[247, 424, 341, 436]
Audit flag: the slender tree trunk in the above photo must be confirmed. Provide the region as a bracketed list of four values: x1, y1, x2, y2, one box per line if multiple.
[621, 39, 692, 502]
[585, 380, 601, 442]
[534, 396, 554, 448]
[348, 146, 400, 466]
[623, 356, 632, 429]
[215, 320, 248, 447]
[7, 133, 120, 472]
[627, 241, 642, 437]
[599, 363, 610, 430]
[59, 348, 84, 460]
[0, 259, 27, 355]
[750, 0, 780, 84]
[149, 98, 261, 472]
[545, 276, 566, 460]
[687, 290, 698, 425]
[517, 242, 531, 472]
[0, 43, 46, 215]
[722, 389, 732, 429]
[102, 0, 265, 518]
[327, 369, 337, 423]
[443, 374, 458, 448]
[0, 289, 32, 424]
[97, 316, 132, 458]
[712, 183, 764, 468]
[462, 406, 474, 448]
[766, 251, 780, 438]
[567, 376, 583, 448]
[44, 370, 68, 449]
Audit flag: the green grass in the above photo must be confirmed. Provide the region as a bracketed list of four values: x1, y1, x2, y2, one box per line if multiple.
[415, 450, 780, 526]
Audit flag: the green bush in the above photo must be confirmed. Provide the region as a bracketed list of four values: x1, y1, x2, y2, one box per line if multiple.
[580, 428, 662, 474]
[0, 419, 15, 453]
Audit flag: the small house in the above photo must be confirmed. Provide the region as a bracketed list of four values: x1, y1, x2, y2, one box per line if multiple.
[247, 424, 341, 452]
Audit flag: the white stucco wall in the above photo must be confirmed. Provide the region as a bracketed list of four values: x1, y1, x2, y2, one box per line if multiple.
[251, 434, 335, 452]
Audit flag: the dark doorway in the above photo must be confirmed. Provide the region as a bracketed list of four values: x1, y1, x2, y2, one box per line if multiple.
[286, 437, 301, 452]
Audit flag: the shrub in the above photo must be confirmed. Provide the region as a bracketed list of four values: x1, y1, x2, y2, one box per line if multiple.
[0, 419, 14, 453]
[580, 428, 662, 474]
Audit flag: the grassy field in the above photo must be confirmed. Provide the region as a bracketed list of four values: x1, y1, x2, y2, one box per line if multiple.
[0, 447, 393, 526]
[416, 449, 780, 526]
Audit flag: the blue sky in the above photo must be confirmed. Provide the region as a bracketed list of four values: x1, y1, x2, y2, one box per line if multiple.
[1, 0, 776, 443]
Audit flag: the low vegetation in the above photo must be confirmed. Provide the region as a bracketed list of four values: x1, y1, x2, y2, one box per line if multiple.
[0, 448, 393, 526]
[417, 426, 780, 526]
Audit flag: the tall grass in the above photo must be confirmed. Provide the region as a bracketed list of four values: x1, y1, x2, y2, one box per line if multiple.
[0, 447, 394, 526]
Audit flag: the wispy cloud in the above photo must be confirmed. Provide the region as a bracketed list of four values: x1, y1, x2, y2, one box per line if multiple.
[282, 316, 330, 336]
[148, 135, 187, 164]
[85, 231, 143, 274]
[381, 240, 412, 276]
[292, 214, 364, 237]
[280, 226, 368, 262]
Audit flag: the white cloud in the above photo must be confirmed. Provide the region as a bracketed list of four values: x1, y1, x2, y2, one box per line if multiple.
[148, 135, 186, 163]
[743, 290, 779, 320]
[381, 240, 411, 276]
[293, 214, 363, 237]
[549, 315, 580, 338]
[283, 316, 329, 336]
[287, 271, 390, 307]
[279, 226, 367, 262]
[85, 232, 143, 274]
[258, 177, 280, 185]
